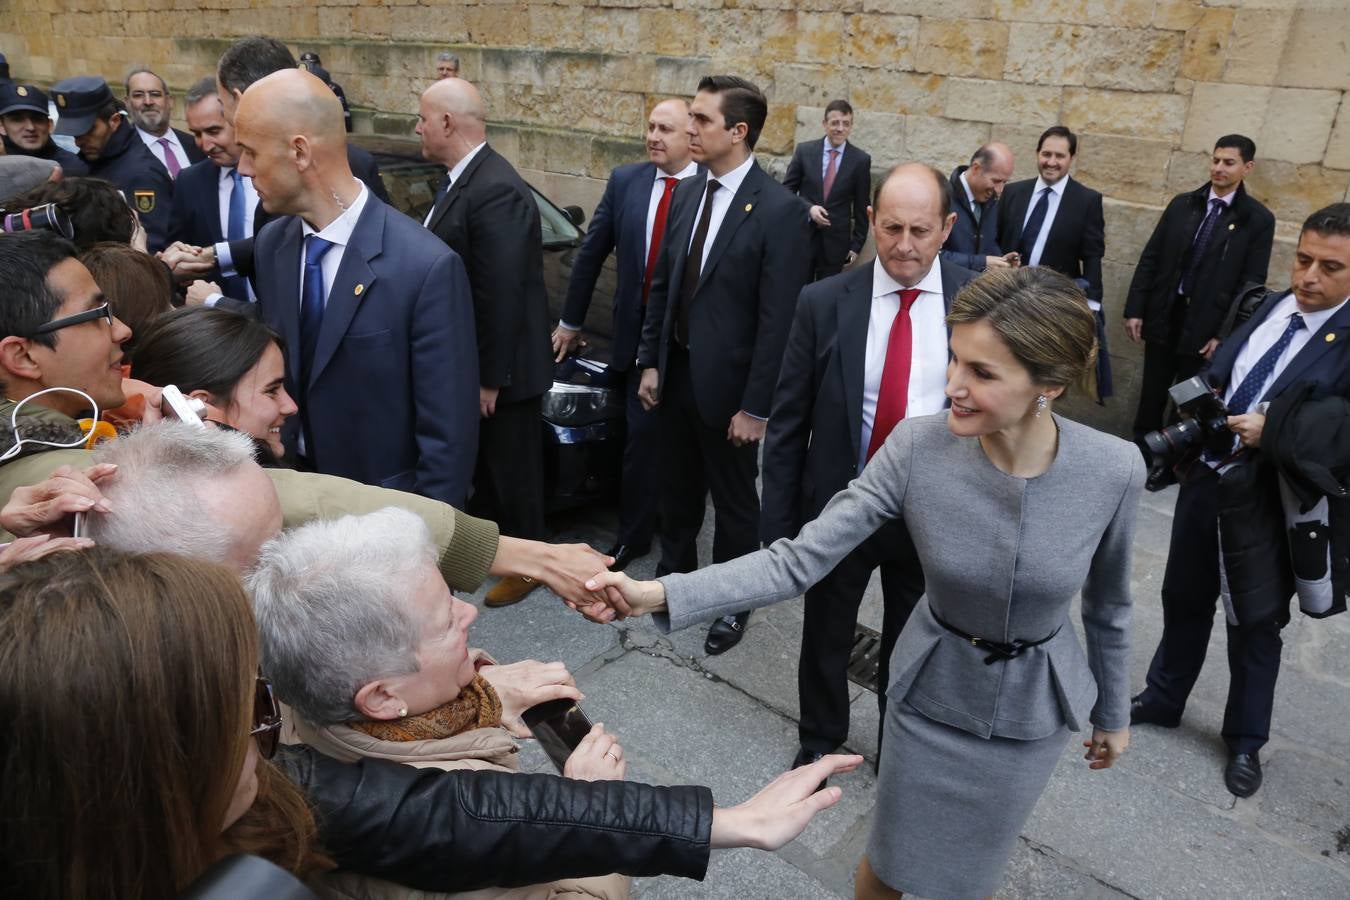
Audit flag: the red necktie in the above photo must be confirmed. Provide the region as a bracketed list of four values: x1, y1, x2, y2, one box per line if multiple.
[866, 288, 922, 461]
[643, 176, 678, 303]
[822, 148, 839, 200]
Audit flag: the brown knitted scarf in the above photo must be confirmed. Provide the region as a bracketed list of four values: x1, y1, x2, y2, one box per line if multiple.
[349, 674, 503, 742]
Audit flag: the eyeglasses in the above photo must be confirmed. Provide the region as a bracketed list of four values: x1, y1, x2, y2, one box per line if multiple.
[30, 302, 114, 337]
[129, 90, 166, 101]
[249, 674, 283, 760]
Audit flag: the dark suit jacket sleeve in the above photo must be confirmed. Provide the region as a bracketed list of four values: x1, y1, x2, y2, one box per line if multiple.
[211, 295, 258, 318]
[638, 189, 686, 370]
[411, 251, 480, 507]
[1122, 202, 1172, 320]
[850, 152, 871, 254]
[1082, 191, 1106, 302]
[742, 200, 813, 418]
[782, 145, 805, 194]
[939, 248, 984, 272]
[1240, 208, 1276, 292]
[467, 179, 537, 389]
[225, 236, 255, 281]
[561, 171, 620, 328]
[760, 284, 817, 544]
[995, 184, 1021, 254]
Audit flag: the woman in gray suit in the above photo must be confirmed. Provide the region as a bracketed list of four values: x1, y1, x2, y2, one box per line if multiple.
[582, 267, 1143, 900]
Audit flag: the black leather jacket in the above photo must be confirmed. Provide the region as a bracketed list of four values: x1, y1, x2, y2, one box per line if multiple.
[277, 746, 714, 891]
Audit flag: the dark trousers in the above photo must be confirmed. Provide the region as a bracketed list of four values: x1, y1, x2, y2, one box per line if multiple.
[616, 364, 660, 549]
[1141, 470, 1285, 754]
[1132, 300, 1207, 440]
[809, 231, 845, 282]
[469, 394, 547, 541]
[798, 519, 925, 755]
[654, 348, 760, 575]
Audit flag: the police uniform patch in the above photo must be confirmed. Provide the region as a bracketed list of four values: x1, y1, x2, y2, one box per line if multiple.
[134, 190, 156, 214]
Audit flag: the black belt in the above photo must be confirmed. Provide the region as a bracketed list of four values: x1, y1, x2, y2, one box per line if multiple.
[932, 612, 1061, 665]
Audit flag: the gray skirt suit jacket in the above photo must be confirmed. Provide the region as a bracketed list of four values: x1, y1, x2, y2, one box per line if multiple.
[654, 414, 1145, 897]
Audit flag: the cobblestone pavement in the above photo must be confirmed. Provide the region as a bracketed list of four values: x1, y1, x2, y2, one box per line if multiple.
[464, 484, 1350, 899]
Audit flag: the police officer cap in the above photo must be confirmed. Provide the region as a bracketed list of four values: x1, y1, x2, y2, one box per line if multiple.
[50, 76, 116, 137]
[0, 83, 49, 118]
[300, 51, 321, 64]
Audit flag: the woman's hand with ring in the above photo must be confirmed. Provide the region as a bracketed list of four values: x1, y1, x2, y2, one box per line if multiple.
[564, 722, 627, 781]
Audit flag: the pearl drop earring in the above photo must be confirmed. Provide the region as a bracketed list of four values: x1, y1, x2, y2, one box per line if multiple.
[398, 707, 408, 717]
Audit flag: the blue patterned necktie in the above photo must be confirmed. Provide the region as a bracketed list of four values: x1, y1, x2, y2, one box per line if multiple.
[1018, 186, 1052, 263]
[299, 235, 335, 386]
[1206, 312, 1304, 463]
[1180, 198, 1225, 296]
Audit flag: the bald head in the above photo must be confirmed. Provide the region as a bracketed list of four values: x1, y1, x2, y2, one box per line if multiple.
[966, 141, 1014, 203]
[869, 163, 956, 287]
[233, 69, 356, 220]
[416, 77, 487, 167]
[647, 98, 691, 174]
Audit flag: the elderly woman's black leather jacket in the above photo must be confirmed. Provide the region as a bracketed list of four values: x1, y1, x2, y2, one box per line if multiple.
[277, 746, 714, 891]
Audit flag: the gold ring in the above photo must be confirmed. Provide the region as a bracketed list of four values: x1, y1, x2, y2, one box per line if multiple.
[605, 750, 619, 761]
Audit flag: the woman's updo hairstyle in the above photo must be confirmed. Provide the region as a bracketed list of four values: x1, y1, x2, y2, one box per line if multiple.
[946, 266, 1098, 392]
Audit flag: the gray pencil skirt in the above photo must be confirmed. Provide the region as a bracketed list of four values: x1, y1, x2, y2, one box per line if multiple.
[865, 700, 1071, 900]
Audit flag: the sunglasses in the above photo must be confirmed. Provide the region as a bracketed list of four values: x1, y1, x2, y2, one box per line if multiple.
[30, 302, 115, 337]
[249, 674, 283, 760]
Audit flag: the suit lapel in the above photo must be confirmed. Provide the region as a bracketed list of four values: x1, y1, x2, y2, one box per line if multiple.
[309, 200, 382, 387]
[426, 144, 494, 233]
[1265, 301, 1350, 399]
[1042, 178, 1077, 256]
[1005, 182, 1031, 249]
[837, 266, 873, 461]
[697, 163, 763, 291]
[624, 163, 656, 279]
[266, 219, 304, 385]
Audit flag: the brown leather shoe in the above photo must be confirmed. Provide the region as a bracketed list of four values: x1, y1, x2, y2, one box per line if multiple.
[484, 575, 539, 608]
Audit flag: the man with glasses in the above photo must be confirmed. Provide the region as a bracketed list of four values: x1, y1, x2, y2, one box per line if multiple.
[123, 67, 205, 179]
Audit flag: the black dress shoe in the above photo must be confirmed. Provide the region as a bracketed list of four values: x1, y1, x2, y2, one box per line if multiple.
[792, 747, 829, 792]
[1224, 752, 1262, 798]
[604, 542, 650, 573]
[704, 612, 750, 655]
[1130, 695, 1181, 728]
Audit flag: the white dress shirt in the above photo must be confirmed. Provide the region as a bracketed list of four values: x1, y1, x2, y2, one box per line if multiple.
[1223, 293, 1347, 410]
[214, 166, 259, 302]
[958, 171, 979, 217]
[558, 160, 698, 333]
[1021, 175, 1069, 268]
[687, 153, 755, 272]
[136, 126, 191, 176]
[423, 141, 487, 226]
[300, 181, 370, 308]
[859, 258, 950, 473]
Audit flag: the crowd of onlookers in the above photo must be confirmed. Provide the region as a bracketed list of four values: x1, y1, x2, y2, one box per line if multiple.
[0, 24, 1346, 900]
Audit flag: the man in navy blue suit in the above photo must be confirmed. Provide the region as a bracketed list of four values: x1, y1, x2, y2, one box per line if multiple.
[1131, 203, 1350, 799]
[168, 77, 264, 304]
[551, 98, 697, 571]
[234, 69, 479, 508]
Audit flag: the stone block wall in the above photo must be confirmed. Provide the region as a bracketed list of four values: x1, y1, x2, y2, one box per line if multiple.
[3, 0, 1348, 435]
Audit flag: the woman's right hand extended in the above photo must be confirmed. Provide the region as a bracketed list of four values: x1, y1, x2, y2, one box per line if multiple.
[563, 723, 626, 781]
[709, 754, 864, 850]
[0, 464, 117, 537]
[0, 534, 95, 573]
[576, 570, 667, 623]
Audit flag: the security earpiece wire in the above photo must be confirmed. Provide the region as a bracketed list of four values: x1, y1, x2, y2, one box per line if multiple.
[0, 386, 101, 463]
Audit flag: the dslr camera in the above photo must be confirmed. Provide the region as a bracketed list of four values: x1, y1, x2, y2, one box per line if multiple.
[0, 202, 75, 240]
[1141, 375, 1234, 484]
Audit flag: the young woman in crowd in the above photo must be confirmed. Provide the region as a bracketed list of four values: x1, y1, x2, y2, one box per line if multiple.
[584, 267, 1145, 900]
[0, 548, 861, 899]
[78, 240, 176, 353]
[131, 305, 297, 465]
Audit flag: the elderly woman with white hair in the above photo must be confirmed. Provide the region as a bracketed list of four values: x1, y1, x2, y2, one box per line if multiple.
[249, 507, 632, 900]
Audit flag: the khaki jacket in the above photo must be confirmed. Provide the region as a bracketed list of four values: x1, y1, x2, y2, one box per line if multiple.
[0, 401, 499, 590]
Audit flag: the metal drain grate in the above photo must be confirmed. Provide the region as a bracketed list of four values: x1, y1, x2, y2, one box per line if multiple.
[846, 624, 882, 693]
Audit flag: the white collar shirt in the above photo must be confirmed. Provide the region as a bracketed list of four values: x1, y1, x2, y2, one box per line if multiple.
[859, 258, 949, 473]
[646, 160, 699, 261]
[1223, 293, 1348, 410]
[958, 170, 979, 215]
[216, 166, 259, 301]
[1022, 175, 1069, 268]
[688, 153, 755, 272]
[299, 181, 370, 309]
[137, 126, 191, 176]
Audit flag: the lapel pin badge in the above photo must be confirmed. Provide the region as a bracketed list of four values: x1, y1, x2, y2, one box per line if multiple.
[744, 203, 753, 212]
[1228, 223, 1236, 230]
[354, 284, 365, 296]
[1326, 333, 1336, 343]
